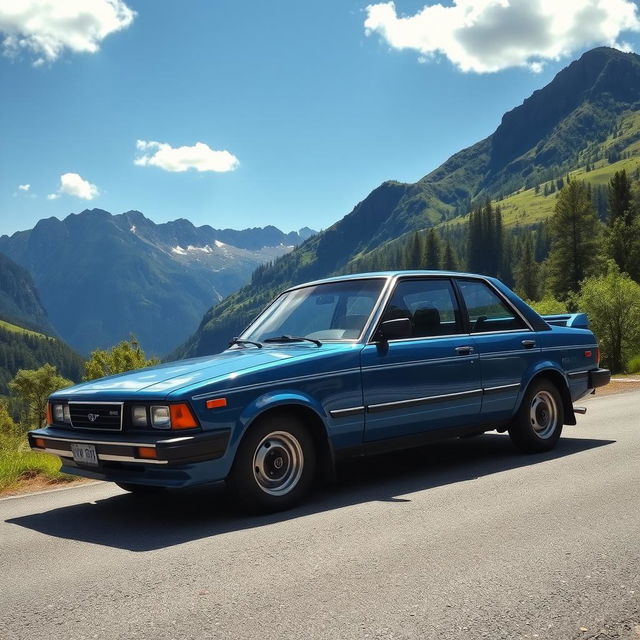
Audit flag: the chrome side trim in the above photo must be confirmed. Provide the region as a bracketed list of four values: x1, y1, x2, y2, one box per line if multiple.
[329, 406, 365, 418]
[362, 355, 477, 373]
[191, 367, 362, 401]
[568, 370, 589, 378]
[99, 454, 168, 465]
[34, 447, 72, 458]
[478, 349, 538, 358]
[483, 383, 521, 394]
[543, 344, 598, 352]
[367, 388, 483, 413]
[370, 332, 470, 345]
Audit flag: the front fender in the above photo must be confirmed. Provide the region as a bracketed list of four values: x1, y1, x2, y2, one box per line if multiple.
[232, 389, 330, 450]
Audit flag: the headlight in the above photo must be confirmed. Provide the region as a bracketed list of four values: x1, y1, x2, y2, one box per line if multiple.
[63, 405, 71, 423]
[53, 404, 64, 422]
[132, 406, 148, 427]
[150, 406, 171, 429]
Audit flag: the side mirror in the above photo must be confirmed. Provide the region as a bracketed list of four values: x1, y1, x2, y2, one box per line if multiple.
[378, 318, 412, 341]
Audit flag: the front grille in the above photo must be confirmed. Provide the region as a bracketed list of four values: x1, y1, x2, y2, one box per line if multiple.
[69, 402, 123, 431]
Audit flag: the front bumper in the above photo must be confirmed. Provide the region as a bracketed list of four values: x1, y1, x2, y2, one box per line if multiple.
[588, 368, 611, 389]
[28, 427, 231, 467]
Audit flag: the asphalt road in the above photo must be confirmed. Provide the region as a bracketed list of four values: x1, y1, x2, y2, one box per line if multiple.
[1, 391, 639, 640]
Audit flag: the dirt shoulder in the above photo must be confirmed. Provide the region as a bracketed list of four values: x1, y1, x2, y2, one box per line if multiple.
[595, 377, 640, 397]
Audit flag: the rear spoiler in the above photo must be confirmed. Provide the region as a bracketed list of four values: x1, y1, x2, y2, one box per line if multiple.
[542, 313, 589, 329]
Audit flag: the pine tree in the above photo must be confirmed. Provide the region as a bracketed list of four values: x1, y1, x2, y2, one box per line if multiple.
[608, 170, 633, 226]
[425, 229, 442, 269]
[546, 180, 602, 299]
[442, 240, 458, 271]
[407, 232, 423, 269]
[514, 235, 540, 300]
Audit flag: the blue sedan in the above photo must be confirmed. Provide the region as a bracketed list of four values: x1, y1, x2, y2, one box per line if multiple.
[29, 271, 610, 512]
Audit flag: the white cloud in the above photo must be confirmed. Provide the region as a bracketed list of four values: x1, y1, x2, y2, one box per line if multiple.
[364, 0, 640, 73]
[48, 172, 99, 200]
[135, 140, 240, 173]
[18, 183, 30, 191]
[0, 0, 135, 65]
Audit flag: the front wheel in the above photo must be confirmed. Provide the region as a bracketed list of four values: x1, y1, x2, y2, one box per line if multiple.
[508, 379, 564, 453]
[227, 413, 316, 513]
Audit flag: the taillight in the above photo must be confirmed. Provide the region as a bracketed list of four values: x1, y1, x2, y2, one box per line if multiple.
[596, 347, 601, 366]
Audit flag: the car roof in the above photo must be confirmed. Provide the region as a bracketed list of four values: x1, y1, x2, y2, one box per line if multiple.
[284, 270, 485, 292]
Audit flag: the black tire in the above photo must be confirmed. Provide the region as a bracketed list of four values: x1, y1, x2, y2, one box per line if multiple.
[116, 483, 167, 495]
[508, 378, 564, 453]
[227, 412, 316, 513]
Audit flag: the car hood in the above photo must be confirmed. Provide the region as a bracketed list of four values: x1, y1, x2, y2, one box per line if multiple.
[54, 344, 357, 399]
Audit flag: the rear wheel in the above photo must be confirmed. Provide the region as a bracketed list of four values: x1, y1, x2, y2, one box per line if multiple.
[508, 379, 564, 453]
[227, 413, 316, 513]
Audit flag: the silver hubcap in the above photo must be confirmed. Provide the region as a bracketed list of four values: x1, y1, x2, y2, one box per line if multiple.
[530, 390, 558, 439]
[253, 431, 304, 496]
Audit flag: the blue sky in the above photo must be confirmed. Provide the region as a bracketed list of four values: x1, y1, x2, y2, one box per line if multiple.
[2, 0, 640, 237]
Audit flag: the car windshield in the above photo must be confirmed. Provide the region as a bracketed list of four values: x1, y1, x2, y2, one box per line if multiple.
[241, 279, 386, 343]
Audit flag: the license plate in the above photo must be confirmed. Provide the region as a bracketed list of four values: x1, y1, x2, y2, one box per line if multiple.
[71, 443, 99, 466]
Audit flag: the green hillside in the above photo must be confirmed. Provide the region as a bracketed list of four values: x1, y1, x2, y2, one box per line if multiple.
[0, 325, 83, 395]
[177, 47, 640, 358]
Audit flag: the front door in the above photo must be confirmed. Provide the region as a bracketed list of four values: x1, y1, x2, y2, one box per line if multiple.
[361, 277, 482, 442]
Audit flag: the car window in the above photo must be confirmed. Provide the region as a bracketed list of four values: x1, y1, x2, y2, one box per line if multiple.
[243, 279, 385, 342]
[380, 279, 463, 338]
[458, 279, 528, 333]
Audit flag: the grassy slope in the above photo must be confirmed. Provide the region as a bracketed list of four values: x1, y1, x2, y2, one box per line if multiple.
[440, 109, 640, 230]
[0, 319, 45, 338]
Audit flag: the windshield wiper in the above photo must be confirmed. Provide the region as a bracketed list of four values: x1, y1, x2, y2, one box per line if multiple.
[229, 337, 263, 349]
[263, 335, 322, 347]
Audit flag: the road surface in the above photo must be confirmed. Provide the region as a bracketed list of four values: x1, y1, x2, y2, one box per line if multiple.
[1, 391, 639, 640]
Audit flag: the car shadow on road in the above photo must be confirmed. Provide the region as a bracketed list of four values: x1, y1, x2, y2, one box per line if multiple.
[6, 433, 614, 552]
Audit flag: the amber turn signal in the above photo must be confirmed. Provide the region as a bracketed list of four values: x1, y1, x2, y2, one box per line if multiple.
[46, 403, 53, 426]
[137, 446, 157, 459]
[34, 438, 46, 449]
[206, 398, 227, 410]
[169, 403, 198, 429]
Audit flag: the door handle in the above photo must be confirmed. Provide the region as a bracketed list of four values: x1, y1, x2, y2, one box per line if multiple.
[455, 346, 475, 355]
[521, 339, 536, 349]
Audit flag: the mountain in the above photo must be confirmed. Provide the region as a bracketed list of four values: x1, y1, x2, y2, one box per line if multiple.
[0, 210, 315, 355]
[0, 252, 53, 334]
[0, 254, 83, 393]
[177, 47, 640, 357]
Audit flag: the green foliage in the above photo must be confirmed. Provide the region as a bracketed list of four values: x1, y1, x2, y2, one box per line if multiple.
[528, 297, 568, 315]
[572, 262, 640, 373]
[546, 181, 602, 299]
[424, 229, 442, 269]
[608, 169, 633, 225]
[0, 399, 17, 435]
[627, 354, 640, 374]
[8, 364, 73, 430]
[467, 201, 504, 277]
[0, 324, 83, 396]
[83, 336, 160, 381]
[514, 235, 540, 301]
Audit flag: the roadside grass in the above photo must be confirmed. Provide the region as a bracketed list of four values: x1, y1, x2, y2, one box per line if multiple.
[0, 431, 75, 494]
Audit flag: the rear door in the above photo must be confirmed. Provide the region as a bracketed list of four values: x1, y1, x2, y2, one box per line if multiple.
[361, 277, 482, 442]
[455, 278, 541, 422]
